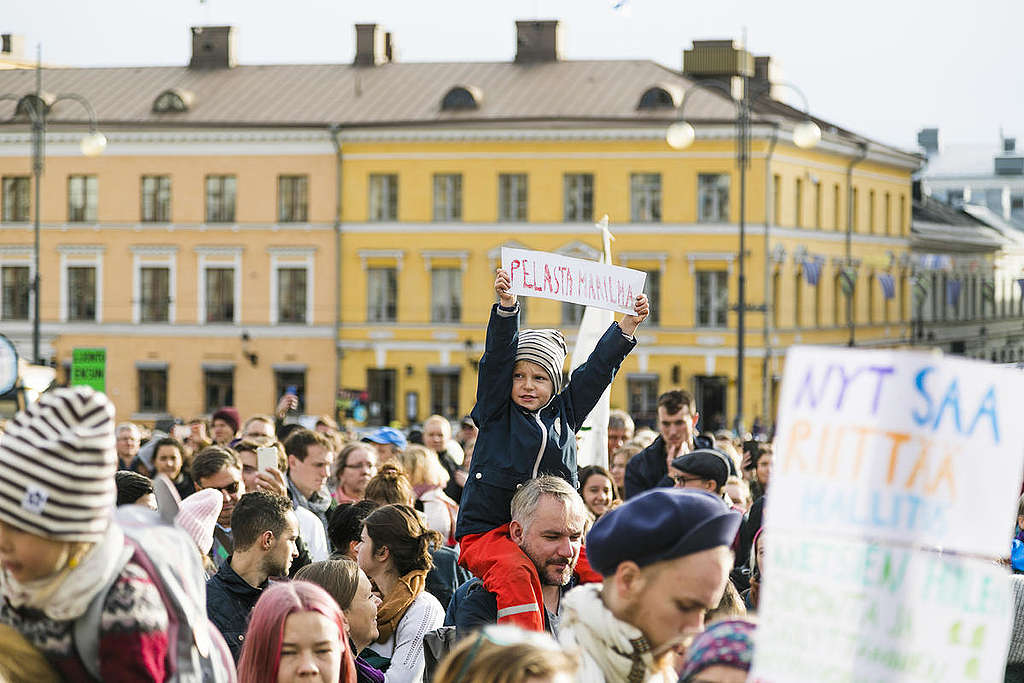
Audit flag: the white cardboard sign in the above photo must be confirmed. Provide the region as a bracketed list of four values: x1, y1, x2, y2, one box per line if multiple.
[765, 346, 1024, 557]
[500, 247, 647, 315]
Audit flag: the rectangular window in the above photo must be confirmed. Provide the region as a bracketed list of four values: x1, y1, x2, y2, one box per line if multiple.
[630, 173, 661, 222]
[562, 302, 585, 327]
[278, 175, 309, 223]
[1, 265, 30, 320]
[139, 266, 170, 323]
[814, 182, 822, 229]
[697, 174, 730, 222]
[205, 175, 236, 223]
[833, 183, 841, 231]
[138, 368, 168, 413]
[204, 369, 234, 413]
[67, 266, 97, 321]
[205, 267, 235, 323]
[563, 173, 594, 222]
[433, 174, 463, 222]
[367, 267, 398, 322]
[498, 173, 527, 221]
[772, 174, 781, 226]
[884, 192, 892, 235]
[429, 371, 460, 420]
[68, 175, 98, 222]
[275, 370, 306, 414]
[868, 190, 876, 233]
[695, 270, 728, 327]
[2, 176, 30, 222]
[795, 178, 803, 228]
[367, 368, 397, 425]
[644, 270, 661, 326]
[431, 268, 462, 323]
[627, 376, 659, 429]
[141, 175, 171, 222]
[277, 267, 307, 324]
[369, 174, 398, 221]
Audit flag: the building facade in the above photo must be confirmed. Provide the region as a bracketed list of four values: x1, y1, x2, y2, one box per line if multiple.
[0, 22, 920, 428]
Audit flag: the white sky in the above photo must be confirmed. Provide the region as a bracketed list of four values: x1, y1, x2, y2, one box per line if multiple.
[5, 0, 1021, 151]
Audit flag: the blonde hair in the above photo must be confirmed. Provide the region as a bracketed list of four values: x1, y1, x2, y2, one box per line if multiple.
[434, 626, 577, 683]
[397, 444, 449, 488]
[0, 624, 60, 683]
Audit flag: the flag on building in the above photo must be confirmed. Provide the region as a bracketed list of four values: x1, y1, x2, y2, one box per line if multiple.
[840, 267, 857, 296]
[877, 273, 895, 300]
[913, 275, 929, 304]
[802, 257, 823, 286]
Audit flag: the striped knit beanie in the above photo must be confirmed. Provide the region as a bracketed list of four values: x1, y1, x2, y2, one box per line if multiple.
[0, 386, 117, 542]
[515, 329, 567, 396]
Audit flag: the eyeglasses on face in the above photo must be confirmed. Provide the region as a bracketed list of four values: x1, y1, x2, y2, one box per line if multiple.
[672, 475, 708, 487]
[206, 481, 240, 495]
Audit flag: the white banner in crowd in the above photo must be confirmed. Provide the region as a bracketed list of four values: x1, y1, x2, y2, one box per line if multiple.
[753, 532, 1012, 683]
[765, 346, 1024, 556]
[752, 346, 1024, 683]
[500, 247, 647, 315]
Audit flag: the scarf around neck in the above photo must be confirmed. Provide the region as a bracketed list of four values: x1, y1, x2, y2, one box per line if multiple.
[1, 521, 130, 621]
[374, 568, 428, 643]
[561, 583, 661, 683]
[288, 475, 331, 516]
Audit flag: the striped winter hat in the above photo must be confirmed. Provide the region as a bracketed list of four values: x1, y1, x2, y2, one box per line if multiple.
[0, 386, 117, 542]
[516, 329, 568, 396]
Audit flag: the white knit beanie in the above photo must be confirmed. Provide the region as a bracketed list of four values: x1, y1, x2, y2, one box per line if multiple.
[516, 329, 568, 395]
[175, 488, 223, 555]
[0, 386, 116, 542]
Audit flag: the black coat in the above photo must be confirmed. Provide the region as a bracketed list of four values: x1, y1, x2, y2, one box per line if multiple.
[205, 557, 267, 661]
[623, 435, 674, 499]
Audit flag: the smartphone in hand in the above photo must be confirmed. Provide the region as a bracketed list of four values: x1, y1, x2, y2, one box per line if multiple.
[257, 446, 278, 473]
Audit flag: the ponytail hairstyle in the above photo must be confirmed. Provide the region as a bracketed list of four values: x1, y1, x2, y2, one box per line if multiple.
[362, 504, 443, 575]
[237, 580, 357, 683]
[364, 462, 415, 507]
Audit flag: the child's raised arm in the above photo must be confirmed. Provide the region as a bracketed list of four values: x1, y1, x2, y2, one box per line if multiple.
[473, 269, 520, 424]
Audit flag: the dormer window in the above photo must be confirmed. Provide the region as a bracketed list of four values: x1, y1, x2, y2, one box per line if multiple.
[637, 85, 681, 110]
[153, 88, 195, 113]
[441, 86, 481, 111]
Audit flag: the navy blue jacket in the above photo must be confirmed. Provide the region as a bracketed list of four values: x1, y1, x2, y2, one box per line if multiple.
[206, 557, 267, 661]
[455, 304, 636, 539]
[623, 434, 674, 499]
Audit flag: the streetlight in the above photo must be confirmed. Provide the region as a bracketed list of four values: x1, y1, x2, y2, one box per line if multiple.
[667, 77, 820, 436]
[0, 48, 105, 365]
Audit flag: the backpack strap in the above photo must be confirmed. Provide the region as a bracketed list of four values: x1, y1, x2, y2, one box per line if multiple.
[73, 543, 134, 681]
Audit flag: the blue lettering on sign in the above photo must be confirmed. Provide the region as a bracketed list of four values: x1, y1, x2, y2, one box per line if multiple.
[911, 367, 1000, 444]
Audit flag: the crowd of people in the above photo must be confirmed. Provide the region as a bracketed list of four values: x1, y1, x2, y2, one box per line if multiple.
[1, 268, 1020, 682]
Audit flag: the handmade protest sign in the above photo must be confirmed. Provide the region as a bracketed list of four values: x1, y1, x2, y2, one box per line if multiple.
[752, 532, 1012, 683]
[765, 346, 1024, 557]
[500, 247, 646, 315]
[751, 346, 1024, 683]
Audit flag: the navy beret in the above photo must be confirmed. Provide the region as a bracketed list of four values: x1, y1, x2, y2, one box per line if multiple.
[586, 488, 741, 576]
[672, 449, 731, 488]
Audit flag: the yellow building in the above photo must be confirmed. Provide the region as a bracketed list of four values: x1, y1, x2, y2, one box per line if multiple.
[0, 22, 920, 429]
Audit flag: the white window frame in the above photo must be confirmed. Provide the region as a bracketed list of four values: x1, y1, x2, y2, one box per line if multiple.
[131, 245, 177, 324]
[697, 173, 730, 223]
[58, 245, 104, 323]
[269, 247, 315, 325]
[196, 246, 243, 325]
[0, 246, 34, 321]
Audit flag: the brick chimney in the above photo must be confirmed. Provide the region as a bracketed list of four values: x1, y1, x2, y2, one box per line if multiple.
[355, 24, 390, 66]
[515, 20, 561, 63]
[189, 26, 235, 69]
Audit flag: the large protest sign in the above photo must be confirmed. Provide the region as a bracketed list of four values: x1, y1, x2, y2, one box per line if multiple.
[753, 532, 1012, 682]
[752, 347, 1024, 683]
[766, 346, 1024, 556]
[500, 247, 646, 315]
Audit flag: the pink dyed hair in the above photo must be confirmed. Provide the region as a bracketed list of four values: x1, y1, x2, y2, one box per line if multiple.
[237, 580, 358, 683]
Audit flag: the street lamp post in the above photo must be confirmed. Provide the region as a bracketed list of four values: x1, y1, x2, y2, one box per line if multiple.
[667, 76, 819, 435]
[0, 48, 105, 364]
